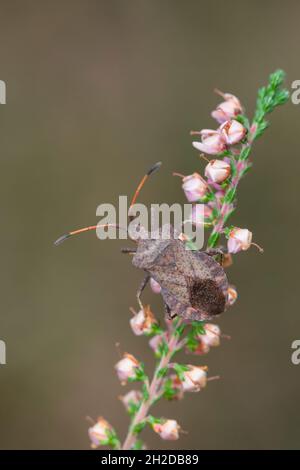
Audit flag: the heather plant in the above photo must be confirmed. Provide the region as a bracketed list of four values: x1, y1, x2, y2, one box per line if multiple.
[84, 70, 289, 450]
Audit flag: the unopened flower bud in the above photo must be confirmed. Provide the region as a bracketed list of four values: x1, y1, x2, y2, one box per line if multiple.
[152, 419, 180, 441]
[220, 119, 246, 145]
[150, 277, 161, 294]
[205, 159, 231, 183]
[227, 227, 252, 254]
[115, 353, 140, 384]
[192, 129, 226, 155]
[212, 91, 243, 123]
[149, 334, 164, 354]
[130, 306, 156, 336]
[120, 390, 142, 411]
[227, 285, 238, 306]
[182, 172, 208, 202]
[181, 365, 208, 392]
[88, 417, 113, 448]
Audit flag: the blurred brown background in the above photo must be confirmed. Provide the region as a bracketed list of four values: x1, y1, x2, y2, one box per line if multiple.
[0, 0, 299, 450]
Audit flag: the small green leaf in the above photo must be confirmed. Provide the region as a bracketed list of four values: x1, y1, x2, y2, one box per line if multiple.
[149, 323, 163, 336]
[147, 415, 162, 425]
[127, 400, 141, 417]
[162, 378, 178, 400]
[128, 363, 147, 383]
[224, 225, 235, 239]
[132, 421, 147, 435]
[175, 323, 185, 338]
[132, 439, 144, 450]
[191, 321, 206, 335]
[186, 336, 198, 352]
[142, 383, 149, 401]
[158, 339, 169, 357]
[106, 428, 121, 450]
[173, 363, 189, 381]
[157, 366, 168, 378]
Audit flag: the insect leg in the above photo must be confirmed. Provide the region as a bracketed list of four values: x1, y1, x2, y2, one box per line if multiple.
[164, 302, 177, 320]
[137, 274, 150, 310]
[121, 248, 137, 254]
[205, 248, 225, 266]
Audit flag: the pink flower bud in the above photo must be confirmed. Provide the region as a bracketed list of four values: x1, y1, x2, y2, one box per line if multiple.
[212, 92, 243, 124]
[205, 159, 231, 183]
[191, 204, 213, 226]
[149, 333, 167, 355]
[182, 172, 208, 202]
[150, 277, 161, 294]
[227, 227, 252, 254]
[130, 306, 156, 336]
[227, 285, 238, 306]
[220, 119, 246, 145]
[192, 129, 226, 155]
[115, 353, 140, 384]
[152, 419, 180, 441]
[181, 365, 208, 392]
[88, 417, 113, 448]
[120, 390, 142, 410]
[201, 324, 221, 347]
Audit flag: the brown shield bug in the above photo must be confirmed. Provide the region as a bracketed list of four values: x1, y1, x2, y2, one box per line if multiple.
[55, 162, 229, 322]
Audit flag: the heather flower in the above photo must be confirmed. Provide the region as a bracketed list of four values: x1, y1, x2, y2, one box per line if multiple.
[115, 353, 140, 384]
[152, 419, 180, 441]
[88, 417, 113, 448]
[181, 365, 208, 392]
[182, 172, 208, 202]
[205, 159, 231, 183]
[212, 91, 243, 123]
[120, 390, 142, 411]
[130, 306, 156, 336]
[220, 119, 246, 145]
[192, 129, 226, 155]
[227, 227, 252, 254]
[201, 324, 221, 348]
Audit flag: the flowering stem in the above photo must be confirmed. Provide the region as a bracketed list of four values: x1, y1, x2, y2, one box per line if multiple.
[122, 320, 182, 450]
[207, 148, 251, 249]
[87, 69, 289, 451]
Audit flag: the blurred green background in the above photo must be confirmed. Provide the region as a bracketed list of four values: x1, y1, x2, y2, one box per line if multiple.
[0, 0, 299, 450]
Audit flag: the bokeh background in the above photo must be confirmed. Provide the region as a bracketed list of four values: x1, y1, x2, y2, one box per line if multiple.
[0, 0, 299, 450]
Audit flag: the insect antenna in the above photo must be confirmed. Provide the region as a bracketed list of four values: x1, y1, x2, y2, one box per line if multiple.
[54, 224, 127, 246]
[128, 161, 162, 220]
[54, 162, 162, 246]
